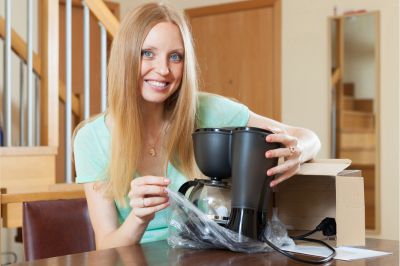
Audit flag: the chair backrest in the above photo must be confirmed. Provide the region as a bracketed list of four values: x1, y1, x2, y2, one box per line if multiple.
[22, 198, 96, 261]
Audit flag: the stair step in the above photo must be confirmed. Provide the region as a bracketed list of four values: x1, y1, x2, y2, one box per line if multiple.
[343, 96, 355, 110]
[343, 96, 374, 112]
[340, 111, 374, 130]
[340, 131, 375, 149]
[343, 83, 355, 96]
[339, 149, 375, 165]
[354, 99, 373, 112]
[0, 146, 57, 193]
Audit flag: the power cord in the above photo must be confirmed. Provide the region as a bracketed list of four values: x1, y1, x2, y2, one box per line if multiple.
[262, 217, 337, 264]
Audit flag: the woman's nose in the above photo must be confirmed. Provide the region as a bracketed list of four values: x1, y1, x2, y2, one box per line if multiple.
[155, 58, 170, 76]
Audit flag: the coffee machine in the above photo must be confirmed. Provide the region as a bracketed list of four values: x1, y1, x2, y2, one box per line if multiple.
[179, 127, 280, 241]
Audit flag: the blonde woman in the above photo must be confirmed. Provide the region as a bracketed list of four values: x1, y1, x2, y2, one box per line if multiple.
[73, 2, 320, 249]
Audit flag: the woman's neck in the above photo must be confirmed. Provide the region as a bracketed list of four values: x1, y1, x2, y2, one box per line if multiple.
[141, 102, 165, 129]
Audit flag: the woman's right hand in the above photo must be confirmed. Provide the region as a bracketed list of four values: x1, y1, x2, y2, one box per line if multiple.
[128, 176, 170, 225]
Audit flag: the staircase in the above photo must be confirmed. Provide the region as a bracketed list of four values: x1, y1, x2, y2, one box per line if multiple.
[337, 83, 376, 229]
[0, 0, 119, 229]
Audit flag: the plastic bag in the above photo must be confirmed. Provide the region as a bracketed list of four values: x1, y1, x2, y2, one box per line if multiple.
[167, 188, 294, 253]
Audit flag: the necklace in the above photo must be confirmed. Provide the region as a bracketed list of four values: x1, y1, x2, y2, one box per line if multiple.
[148, 122, 167, 157]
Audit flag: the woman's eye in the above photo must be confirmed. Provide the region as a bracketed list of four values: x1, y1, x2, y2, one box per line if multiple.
[141, 50, 153, 58]
[170, 53, 183, 62]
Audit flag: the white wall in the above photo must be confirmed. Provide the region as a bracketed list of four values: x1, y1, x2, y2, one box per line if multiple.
[115, 0, 399, 241]
[343, 14, 376, 99]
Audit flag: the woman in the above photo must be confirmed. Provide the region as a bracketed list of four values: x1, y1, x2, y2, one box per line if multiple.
[74, 2, 320, 250]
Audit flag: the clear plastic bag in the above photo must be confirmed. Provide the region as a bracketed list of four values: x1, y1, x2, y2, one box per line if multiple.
[167, 188, 295, 253]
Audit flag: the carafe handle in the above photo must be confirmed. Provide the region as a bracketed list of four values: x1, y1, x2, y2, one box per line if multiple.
[178, 180, 198, 196]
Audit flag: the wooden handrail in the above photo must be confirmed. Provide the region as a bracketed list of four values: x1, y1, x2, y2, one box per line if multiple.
[0, 17, 41, 75]
[86, 0, 120, 38]
[0, 191, 85, 204]
[0, 17, 81, 118]
[0, 184, 85, 204]
[331, 67, 341, 87]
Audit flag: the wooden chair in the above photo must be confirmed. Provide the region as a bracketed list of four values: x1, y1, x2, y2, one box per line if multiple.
[22, 198, 96, 261]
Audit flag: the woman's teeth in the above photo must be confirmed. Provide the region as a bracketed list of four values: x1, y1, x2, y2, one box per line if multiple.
[146, 80, 169, 89]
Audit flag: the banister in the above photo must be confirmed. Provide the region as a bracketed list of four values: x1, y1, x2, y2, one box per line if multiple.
[0, 16, 81, 118]
[85, 0, 120, 38]
[0, 17, 41, 75]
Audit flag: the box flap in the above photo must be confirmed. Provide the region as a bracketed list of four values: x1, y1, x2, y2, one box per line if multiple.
[296, 159, 352, 176]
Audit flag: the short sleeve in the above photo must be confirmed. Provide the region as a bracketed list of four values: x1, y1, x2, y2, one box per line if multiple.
[73, 120, 109, 183]
[197, 93, 250, 128]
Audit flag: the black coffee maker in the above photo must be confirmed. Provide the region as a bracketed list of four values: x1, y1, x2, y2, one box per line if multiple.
[179, 127, 280, 241]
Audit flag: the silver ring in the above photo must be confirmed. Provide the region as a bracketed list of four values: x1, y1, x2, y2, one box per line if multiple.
[142, 198, 146, 208]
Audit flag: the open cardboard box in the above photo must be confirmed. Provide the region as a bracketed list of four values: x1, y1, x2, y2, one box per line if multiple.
[276, 159, 365, 247]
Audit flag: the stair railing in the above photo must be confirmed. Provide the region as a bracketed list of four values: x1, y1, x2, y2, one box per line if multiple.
[1, 0, 119, 182]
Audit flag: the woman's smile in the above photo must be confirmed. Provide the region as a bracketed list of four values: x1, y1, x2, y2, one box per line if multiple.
[144, 79, 170, 91]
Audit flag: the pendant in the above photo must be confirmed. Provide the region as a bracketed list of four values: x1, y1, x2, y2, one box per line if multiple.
[149, 148, 156, 157]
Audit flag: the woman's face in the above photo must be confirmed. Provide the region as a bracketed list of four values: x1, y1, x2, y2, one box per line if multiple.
[139, 22, 184, 105]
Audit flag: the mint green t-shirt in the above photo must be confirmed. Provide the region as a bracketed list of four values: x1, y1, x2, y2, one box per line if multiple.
[73, 93, 249, 243]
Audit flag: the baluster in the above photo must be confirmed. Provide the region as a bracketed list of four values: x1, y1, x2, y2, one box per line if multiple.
[27, 0, 34, 146]
[83, 1, 90, 119]
[65, 0, 73, 182]
[3, 0, 12, 146]
[100, 22, 107, 112]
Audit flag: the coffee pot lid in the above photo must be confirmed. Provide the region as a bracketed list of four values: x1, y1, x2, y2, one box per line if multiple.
[234, 126, 273, 135]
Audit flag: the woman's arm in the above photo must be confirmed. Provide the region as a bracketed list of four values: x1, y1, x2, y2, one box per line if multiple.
[84, 182, 147, 249]
[247, 111, 321, 186]
[84, 176, 170, 249]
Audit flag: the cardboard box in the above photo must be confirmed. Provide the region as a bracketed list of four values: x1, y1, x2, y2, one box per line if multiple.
[277, 159, 365, 247]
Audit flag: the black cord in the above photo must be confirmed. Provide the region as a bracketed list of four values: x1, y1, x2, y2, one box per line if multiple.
[291, 228, 319, 239]
[262, 217, 337, 264]
[264, 237, 336, 265]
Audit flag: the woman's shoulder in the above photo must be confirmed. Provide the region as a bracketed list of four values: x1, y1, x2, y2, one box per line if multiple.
[74, 113, 108, 142]
[196, 92, 249, 127]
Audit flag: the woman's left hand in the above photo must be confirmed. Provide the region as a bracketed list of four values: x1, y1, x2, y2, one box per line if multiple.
[265, 128, 303, 187]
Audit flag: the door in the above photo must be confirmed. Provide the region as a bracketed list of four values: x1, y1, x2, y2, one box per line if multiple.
[186, 0, 281, 120]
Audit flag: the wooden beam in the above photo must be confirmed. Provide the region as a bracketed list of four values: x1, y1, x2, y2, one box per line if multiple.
[40, 0, 59, 146]
[331, 67, 342, 86]
[1, 191, 85, 204]
[85, 0, 120, 38]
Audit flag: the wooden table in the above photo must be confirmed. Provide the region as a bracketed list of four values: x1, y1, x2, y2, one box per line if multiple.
[10, 238, 398, 266]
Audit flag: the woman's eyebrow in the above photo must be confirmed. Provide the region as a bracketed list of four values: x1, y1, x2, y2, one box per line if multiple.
[141, 46, 184, 53]
[141, 46, 158, 50]
[170, 48, 184, 53]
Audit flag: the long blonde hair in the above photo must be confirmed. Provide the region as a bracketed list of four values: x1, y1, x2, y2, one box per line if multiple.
[107, 2, 200, 204]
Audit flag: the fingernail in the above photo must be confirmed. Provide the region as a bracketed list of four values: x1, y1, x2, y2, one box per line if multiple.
[164, 188, 169, 194]
[266, 136, 271, 142]
[270, 181, 275, 187]
[164, 178, 170, 184]
[267, 170, 273, 176]
[266, 151, 271, 158]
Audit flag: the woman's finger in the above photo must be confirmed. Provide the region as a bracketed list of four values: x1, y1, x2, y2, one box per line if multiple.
[266, 133, 297, 147]
[267, 159, 298, 176]
[131, 185, 168, 197]
[133, 201, 170, 217]
[131, 176, 170, 187]
[266, 146, 300, 159]
[270, 164, 300, 187]
[130, 196, 168, 209]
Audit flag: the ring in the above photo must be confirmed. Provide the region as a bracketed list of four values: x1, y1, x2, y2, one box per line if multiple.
[288, 146, 295, 156]
[142, 198, 146, 208]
